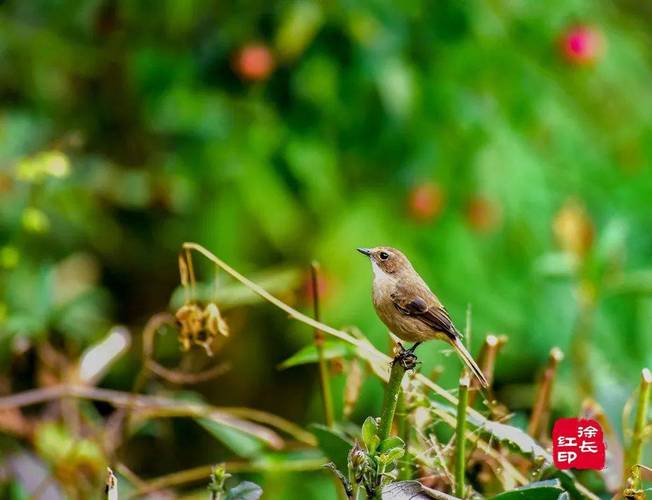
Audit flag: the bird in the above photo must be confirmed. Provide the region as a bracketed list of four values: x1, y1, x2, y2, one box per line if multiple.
[357, 246, 488, 388]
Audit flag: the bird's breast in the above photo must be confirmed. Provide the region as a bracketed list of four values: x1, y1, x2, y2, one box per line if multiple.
[372, 278, 434, 343]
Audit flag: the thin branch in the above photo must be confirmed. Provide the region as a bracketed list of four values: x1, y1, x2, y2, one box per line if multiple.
[0, 384, 317, 447]
[311, 262, 335, 428]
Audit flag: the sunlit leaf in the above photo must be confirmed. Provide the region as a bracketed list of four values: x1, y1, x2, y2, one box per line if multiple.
[488, 479, 567, 500]
[197, 418, 266, 458]
[278, 341, 354, 369]
[361, 416, 379, 450]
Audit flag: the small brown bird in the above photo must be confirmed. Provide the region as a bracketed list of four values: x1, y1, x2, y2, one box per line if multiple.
[358, 246, 488, 387]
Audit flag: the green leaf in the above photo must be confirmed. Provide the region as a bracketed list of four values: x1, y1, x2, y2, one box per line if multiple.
[362, 416, 379, 450]
[488, 479, 567, 500]
[379, 436, 404, 453]
[197, 418, 265, 458]
[278, 341, 353, 369]
[378, 447, 405, 465]
[225, 481, 263, 500]
[309, 424, 353, 473]
[367, 434, 380, 455]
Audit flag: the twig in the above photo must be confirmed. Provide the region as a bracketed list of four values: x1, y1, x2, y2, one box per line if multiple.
[454, 374, 470, 498]
[0, 384, 316, 446]
[623, 368, 651, 490]
[528, 347, 564, 439]
[311, 262, 335, 428]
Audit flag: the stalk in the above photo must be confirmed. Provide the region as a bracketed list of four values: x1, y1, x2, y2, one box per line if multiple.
[311, 262, 334, 428]
[396, 389, 411, 480]
[528, 347, 563, 440]
[106, 467, 118, 500]
[624, 368, 651, 490]
[454, 374, 470, 498]
[378, 359, 407, 442]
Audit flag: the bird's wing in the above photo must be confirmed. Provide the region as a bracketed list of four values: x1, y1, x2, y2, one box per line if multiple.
[390, 283, 461, 340]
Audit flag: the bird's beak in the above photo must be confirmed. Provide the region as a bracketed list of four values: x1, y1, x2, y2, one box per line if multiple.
[357, 248, 372, 257]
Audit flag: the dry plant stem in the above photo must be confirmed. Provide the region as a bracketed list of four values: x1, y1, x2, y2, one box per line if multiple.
[0, 384, 315, 446]
[528, 347, 564, 439]
[142, 313, 230, 384]
[311, 262, 335, 428]
[181, 243, 600, 499]
[468, 335, 507, 406]
[379, 359, 407, 442]
[455, 374, 470, 498]
[623, 368, 651, 489]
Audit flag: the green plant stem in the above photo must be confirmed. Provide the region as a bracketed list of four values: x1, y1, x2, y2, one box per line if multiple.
[378, 359, 406, 442]
[624, 368, 651, 489]
[454, 374, 470, 499]
[396, 389, 411, 480]
[311, 262, 335, 428]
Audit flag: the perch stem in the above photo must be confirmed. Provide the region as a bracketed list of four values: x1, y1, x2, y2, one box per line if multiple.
[378, 359, 406, 442]
[396, 389, 411, 480]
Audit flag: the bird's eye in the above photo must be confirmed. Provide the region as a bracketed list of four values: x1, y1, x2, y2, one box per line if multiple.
[379, 251, 389, 261]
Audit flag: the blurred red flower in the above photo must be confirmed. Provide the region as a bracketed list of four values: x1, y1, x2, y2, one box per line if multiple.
[234, 43, 275, 81]
[408, 182, 444, 222]
[561, 25, 604, 65]
[466, 196, 502, 233]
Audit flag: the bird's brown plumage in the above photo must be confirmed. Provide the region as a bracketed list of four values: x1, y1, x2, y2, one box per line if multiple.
[358, 246, 488, 388]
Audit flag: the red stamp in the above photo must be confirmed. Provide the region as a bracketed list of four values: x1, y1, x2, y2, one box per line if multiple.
[552, 418, 605, 470]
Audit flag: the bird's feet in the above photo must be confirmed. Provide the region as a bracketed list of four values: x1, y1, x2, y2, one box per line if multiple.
[393, 343, 419, 370]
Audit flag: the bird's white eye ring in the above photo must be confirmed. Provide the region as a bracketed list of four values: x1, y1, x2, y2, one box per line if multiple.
[379, 251, 389, 260]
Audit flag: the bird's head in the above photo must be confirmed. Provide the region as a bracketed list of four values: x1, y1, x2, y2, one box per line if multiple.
[357, 246, 413, 276]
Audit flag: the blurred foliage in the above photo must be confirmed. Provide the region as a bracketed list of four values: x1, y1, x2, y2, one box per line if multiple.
[1, 0, 652, 498]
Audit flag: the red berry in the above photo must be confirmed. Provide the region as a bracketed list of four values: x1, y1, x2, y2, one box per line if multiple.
[234, 44, 274, 81]
[561, 25, 603, 65]
[408, 183, 443, 222]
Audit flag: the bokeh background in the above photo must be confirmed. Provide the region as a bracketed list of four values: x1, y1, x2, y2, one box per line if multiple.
[1, 0, 652, 498]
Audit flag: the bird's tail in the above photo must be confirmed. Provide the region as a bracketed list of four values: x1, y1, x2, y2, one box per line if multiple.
[451, 337, 489, 388]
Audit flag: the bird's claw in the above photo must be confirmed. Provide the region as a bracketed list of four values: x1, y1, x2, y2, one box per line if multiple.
[393, 344, 419, 370]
